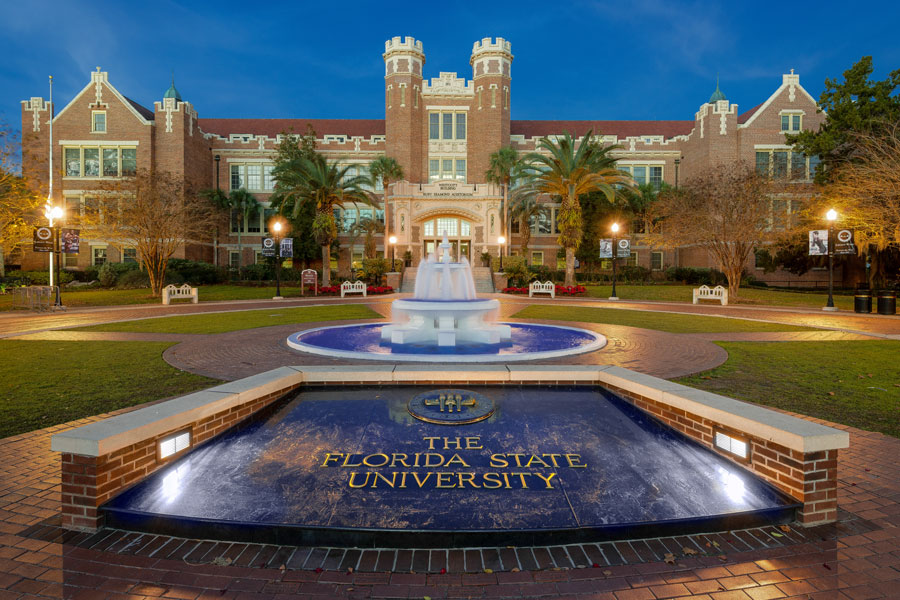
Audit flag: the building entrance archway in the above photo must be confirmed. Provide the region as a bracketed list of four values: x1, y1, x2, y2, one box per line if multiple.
[421, 216, 472, 263]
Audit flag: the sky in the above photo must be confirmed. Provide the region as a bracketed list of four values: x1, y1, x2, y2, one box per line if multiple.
[2, 0, 899, 132]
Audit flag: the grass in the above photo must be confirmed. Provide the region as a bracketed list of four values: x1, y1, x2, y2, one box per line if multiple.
[676, 341, 900, 438]
[73, 304, 382, 334]
[0, 341, 216, 438]
[0, 284, 370, 311]
[512, 304, 816, 334]
[579, 284, 855, 310]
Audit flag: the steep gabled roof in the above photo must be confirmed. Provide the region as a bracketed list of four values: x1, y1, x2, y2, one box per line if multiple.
[738, 103, 763, 124]
[510, 120, 694, 140]
[124, 96, 155, 121]
[199, 118, 386, 138]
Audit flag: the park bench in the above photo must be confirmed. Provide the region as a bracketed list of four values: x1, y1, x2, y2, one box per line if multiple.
[340, 281, 367, 298]
[529, 281, 555, 298]
[692, 284, 728, 305]
[162, 284, 198, 305]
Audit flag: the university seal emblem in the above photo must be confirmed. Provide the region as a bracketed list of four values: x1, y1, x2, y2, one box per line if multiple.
[408, 389, 494, 425]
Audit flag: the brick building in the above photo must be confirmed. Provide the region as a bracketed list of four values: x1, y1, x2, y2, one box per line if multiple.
[19, 37, 831, 285]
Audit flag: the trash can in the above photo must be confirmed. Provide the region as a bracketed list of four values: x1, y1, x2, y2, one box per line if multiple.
[877, 289, 897, 315]
[854, 289, 872, 314]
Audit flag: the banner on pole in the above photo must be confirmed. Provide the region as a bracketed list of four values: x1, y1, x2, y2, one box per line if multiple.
[598, 239, 613, 259]
[261, 237, 276, 257]
[280, 238, 293, 258]
[616, 238, 631, 258]
[834, 229, 856, 255]
[61, 229, 80, 254]
[33, 227, 53, 252]
[808, 230, 828, 255]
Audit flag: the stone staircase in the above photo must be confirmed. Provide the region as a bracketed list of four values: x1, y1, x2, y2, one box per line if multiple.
[400, 266, 495, 294]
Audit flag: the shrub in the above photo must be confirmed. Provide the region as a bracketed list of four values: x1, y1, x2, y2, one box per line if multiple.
[240, 263, 274, 282]
[68, 267, 99, 282]
[98, 262, 139, 287]
[665, 266, 726, 286]
[359, 258, 391, 284]
[1, 270, 74, 286]
[502, 256, 533, 287]
[116, 269, 151, 289]
[528, 264, 553, 282]
[619, 265, 651, 283]
[167, 259, 226, 285]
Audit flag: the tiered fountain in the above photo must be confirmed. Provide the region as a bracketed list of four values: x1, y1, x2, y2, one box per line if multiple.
[287, 234, 606, 361]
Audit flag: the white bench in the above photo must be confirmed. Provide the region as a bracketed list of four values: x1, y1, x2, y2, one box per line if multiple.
[340, 281, 367, 298]
[693, 284, 728, 305]
[162, 284, 198, 305]
[529, 281, 555, 298]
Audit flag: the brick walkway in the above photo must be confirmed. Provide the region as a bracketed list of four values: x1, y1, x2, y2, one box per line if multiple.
[2, 296, 898, 598]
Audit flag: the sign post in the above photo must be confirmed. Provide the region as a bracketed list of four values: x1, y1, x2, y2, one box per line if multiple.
[301, 269, 318, 296]
[834, 229, 856, 255]
[33, 227, 53, 253]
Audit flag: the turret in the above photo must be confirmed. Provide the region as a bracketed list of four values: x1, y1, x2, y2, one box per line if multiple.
[468, 38, 513, 183]
[383, 36, 425, 182]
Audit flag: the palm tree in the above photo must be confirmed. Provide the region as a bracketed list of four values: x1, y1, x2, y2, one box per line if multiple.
[201, 188, 260, 269]
[272, 153, 372, 286]
[368, 157, 404, 258]
[349, 217, 384, 259]
[519, 130, 631, 286]
[485, 146, 520, 252]
[508, 185, 548, 259]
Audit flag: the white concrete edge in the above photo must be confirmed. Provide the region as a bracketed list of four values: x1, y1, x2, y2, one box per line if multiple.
[51, 364, 849, 458]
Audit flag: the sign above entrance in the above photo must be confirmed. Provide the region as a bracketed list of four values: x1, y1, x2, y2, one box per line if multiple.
[393, 180, 500, 200]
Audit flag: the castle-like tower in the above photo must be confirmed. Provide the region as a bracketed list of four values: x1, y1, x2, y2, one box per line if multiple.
[468, 38, 513, 183]
[383, 36, 425, 182]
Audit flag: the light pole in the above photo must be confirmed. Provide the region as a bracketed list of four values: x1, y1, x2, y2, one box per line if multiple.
[44, 204, 64, 308]
[497, 236, 506, 270]
[272, 220, 284, 299]
[610, 223, 620, 301]
[824, 209, 838, 311]
[388, 235, 397, 271]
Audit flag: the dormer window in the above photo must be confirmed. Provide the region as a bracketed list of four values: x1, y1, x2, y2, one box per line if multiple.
[781, 112, 802, 132]
[92, 111, 106, 133]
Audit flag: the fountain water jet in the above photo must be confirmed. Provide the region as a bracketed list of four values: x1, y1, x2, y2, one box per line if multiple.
[381, 234, 511, 346]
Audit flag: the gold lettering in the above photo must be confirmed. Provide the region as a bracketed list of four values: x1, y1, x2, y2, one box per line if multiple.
[534, 472, 558, 489]
[542, 453, 562, 467]
[423, 453, 444, 468]
[512, 472, 531, 488]
[341, 454, 362, 468]
[362, 453, 389, 468]
[565, 454, 587, 468]
[509, 453, 526, 467]
[457, 472, 480, 488]
[465, 436, 483, 450]
[502, 473, 512, 489]
[436, 472, 456, 488]
[320, 453, 343, 467]
[390, 453, 410, 468]
[348, 471, 371, 488]
[444, 453, 470, 468]
[413, 453, 422, 467]
[399, 471, 408, 488]
[443, 437, 462, 450]
[482, 472, 503, 489]
[423, 436, 440, 450]
[525, 455, 550, 468]
[372, 472, 397, 488]
[412, 472, 432, 488]
[490, 454, 508, 468]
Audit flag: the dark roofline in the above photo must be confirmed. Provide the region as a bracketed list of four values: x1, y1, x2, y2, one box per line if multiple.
[124, 96, 155, 121]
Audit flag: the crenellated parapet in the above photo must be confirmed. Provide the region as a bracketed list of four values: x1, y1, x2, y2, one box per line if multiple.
[383, 36, 425, 77]
[470, 37, 513, 79]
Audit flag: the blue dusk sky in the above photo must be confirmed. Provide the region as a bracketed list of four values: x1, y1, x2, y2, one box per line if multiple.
[2, 0, 899, 130]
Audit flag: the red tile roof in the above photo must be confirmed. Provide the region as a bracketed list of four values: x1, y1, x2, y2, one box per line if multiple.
[511, 120, 694, 140]
[738, 103, 763, 124]
[199, 118, 386, 138]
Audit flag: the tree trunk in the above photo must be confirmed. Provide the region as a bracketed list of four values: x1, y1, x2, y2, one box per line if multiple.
[565, 247, 576, 286]
[724, 265, 742, 298]
[321, 244, 330, 286]
[0, 248, 5, 279]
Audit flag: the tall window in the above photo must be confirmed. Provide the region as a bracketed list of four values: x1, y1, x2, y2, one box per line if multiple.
[781, 113, 802, 132]
[246, 165, 261, 190]
[92, 246, 107, 266]
[456, 114, 466, 140]
[756, 148, 812, 180]
[427, 112, 467, 140]
[429, 114, 440, 140]
[231, 165, 243, 190]
[92, 111, 106, 133]
[263, 165, 275, 190]
[428, 159, 465, 182]
[123, 248, 138, 263]
[618, 164, 664, 189]
[63, 146, 136, 178]
[651, 251, 663, 271]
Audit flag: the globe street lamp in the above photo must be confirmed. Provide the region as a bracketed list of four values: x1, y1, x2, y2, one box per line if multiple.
[497, 236, 506, 270]
[44, 204, 64, 307]
[824, 209, 838, 311]
[272, 220, 284, 300]
[610, 222, 620, 301]
[388, 235, 397, 271]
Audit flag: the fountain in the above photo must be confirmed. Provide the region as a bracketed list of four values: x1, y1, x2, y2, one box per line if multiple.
[381, 235, 511, 346]
[286, 234, 606, 361]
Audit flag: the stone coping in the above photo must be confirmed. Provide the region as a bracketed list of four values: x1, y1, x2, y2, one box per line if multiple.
[50, 364, 849, 458]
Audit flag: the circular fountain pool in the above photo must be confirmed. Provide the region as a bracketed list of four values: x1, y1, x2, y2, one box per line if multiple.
[287, 322, 606, 362]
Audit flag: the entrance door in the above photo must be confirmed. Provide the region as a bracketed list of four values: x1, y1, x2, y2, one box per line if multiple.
[460, 241, 470, 263]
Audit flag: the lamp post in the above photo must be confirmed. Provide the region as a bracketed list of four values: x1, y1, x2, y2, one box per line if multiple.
[610, 222, 620, 301]
[388, 235, 397, 271]
[497, 236, 506, 270]
[674, 158, 681, 189]
[44, 204, 64, 308]
[272, 220, 284, 300]
[824, 209, 838, 311]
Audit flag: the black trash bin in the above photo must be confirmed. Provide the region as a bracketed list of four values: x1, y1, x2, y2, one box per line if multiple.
[854, 289, 872, 314]
[877, 289, 897, 315]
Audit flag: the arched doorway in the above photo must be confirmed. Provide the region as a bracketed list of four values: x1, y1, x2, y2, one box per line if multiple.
[421, 216, 472, 262]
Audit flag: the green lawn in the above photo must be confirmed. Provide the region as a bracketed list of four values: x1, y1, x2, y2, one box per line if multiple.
[0, 341, 216, 438]
[578, 284, 855, 310]
[677, 341, 900, 438]
[74, 304, 382, 334]
[0, 284, 383, 311]
[512, 304, 816, 334]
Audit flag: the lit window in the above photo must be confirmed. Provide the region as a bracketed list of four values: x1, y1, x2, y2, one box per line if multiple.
[531, 251, 543, 266]
[424, 220, 434, 236]
[436, 217, 458, 237]
[92, 246, 107, 266]
[92, 111, 106, 133]
[102, 148, 118, 176]
[83, 148, 100, 176]
[121, 148, 137, 175]
[626, 252, 638, 267]
[231, 165, 243, 190]
[263, 165, 275, 190]
[351, 251, 364, 269]
[159, 430, 190, 459]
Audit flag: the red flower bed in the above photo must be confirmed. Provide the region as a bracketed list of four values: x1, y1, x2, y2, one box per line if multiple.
[501, 285, 586, 296]
[316, 285, 394, 295]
